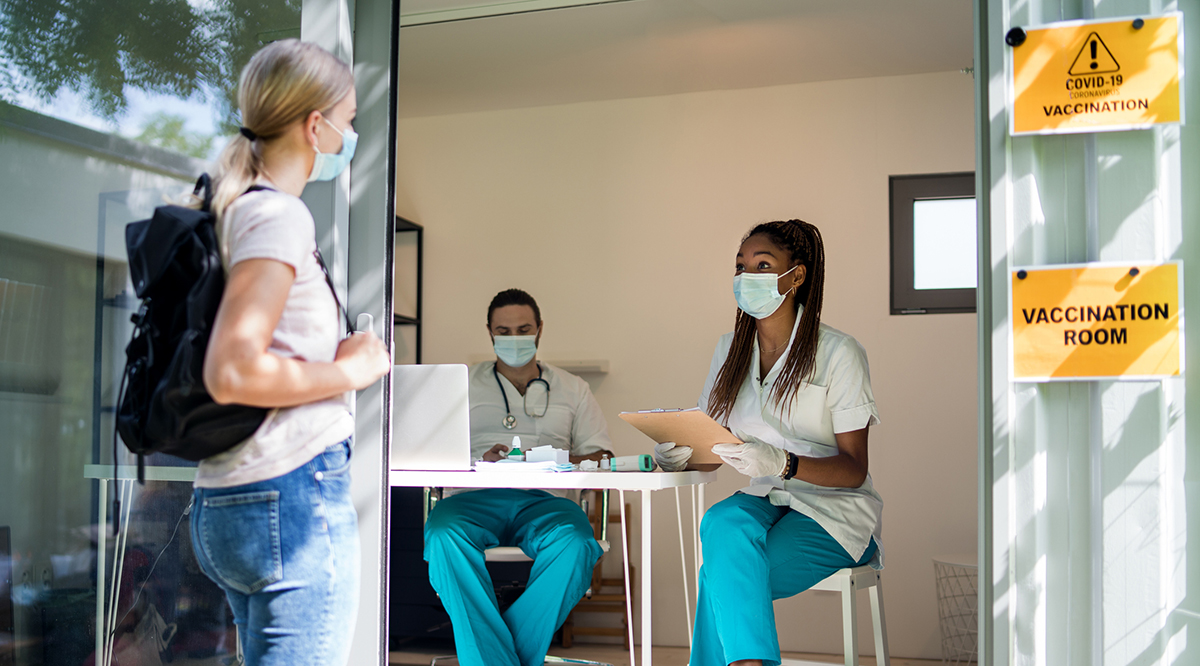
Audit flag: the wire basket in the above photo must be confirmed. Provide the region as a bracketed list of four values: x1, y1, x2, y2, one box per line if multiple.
[933, 557, 978, 664]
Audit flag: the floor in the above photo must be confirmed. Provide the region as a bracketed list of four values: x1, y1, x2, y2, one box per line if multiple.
[388, 644, 942, 666]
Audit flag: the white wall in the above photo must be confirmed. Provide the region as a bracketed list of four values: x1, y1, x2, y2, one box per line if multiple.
[395, 70, 977, 660]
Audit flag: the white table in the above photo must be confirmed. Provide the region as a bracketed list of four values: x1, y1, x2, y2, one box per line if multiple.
[84, 464, 200, 666]
[389, 469, 716, 666]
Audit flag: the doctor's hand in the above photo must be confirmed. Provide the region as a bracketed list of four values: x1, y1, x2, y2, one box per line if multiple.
[481, 444, 510, 462]
[712, 442, 787, 478]
[653, 442, 692, 472]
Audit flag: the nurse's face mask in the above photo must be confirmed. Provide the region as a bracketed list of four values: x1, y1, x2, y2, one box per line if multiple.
[733, 266, 797, 319]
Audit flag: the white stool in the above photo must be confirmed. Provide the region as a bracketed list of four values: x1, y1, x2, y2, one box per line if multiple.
[780, 566, 890, 666]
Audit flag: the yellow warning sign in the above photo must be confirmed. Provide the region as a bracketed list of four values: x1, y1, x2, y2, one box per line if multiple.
[1067, 32, 1120, 76]
[1012, 262, 1183, 381]
[1010, 13, 1183, 135]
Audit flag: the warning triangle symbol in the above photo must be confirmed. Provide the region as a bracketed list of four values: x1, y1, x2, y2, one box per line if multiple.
[1069, 32, 1120, 76]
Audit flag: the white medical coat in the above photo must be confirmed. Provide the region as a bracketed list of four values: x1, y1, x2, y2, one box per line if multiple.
[698, 313, 884, 566]
[468, 361, 611, 460]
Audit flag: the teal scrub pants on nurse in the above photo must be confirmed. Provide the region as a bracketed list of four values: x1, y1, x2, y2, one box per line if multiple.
[692, 493, 877, 666]
[424, 488, 603, 666]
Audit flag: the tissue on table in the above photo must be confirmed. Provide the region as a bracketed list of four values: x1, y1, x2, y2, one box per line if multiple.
[525, 445, 570, 464]
[474, 460, 574, 473]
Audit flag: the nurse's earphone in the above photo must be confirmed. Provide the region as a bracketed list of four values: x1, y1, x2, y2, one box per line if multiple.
[493, 363, 551, 429]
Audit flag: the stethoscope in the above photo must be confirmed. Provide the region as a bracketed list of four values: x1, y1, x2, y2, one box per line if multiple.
[494, 363, 551, 430]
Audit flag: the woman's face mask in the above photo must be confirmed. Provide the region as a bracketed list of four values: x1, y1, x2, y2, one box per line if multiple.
[494, 335, 538, 368]
[308, 116, 358, 182]
[733, 265, 797, 319]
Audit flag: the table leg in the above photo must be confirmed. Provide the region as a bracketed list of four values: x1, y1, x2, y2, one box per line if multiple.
[641, 490, 652, 666]
[697, 484, 705, 564]
[695, 483, 705, 597]
[618, 490, 635, 666]
[673, 488, 692, 646]
[95, 480, 107, 666]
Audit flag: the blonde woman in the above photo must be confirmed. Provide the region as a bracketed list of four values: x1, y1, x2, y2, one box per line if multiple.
[188, 40, 390, 666]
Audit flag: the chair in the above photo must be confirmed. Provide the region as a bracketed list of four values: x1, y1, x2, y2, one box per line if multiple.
[425, 489, 615, 666]
[780, 566, 890, 666]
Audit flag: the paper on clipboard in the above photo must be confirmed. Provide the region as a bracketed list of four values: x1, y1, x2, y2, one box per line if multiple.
[618, 407, 742, 469]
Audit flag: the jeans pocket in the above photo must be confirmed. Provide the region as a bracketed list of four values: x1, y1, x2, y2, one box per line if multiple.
[321, 439, 353, 478]
[199, 490, 282, 594]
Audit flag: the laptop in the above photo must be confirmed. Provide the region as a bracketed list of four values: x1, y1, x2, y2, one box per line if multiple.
[390, 364, 473, 470]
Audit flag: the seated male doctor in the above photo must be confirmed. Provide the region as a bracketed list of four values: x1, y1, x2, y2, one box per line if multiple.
[423, 288, 613, 666]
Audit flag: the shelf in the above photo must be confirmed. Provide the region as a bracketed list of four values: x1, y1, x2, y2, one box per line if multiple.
[102, 294, 139, 309]
[395, 216, 423, 232]
[393, 215, 423, 363]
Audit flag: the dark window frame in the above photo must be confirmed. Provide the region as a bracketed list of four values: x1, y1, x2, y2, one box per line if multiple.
[889, 172, 977, 315]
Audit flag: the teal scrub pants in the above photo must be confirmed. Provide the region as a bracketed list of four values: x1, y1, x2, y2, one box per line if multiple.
[691, 493, 877, 666]
[423, 489, 603, 666]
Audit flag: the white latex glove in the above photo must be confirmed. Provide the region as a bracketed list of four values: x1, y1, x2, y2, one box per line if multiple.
[653, 441, 692, 472]
[711, 441, 788, 478]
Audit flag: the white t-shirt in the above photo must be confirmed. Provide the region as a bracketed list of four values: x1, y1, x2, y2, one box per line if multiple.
[467, 361, 610, 460]
[698, 310, 884, 567]
[194, 187, 354, 489]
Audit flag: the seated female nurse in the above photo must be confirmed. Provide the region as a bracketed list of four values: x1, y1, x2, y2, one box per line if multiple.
[653, 219, 882, 666]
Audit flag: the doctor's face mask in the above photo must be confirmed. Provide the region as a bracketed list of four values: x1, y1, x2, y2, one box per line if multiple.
[488, 303, 541, 368]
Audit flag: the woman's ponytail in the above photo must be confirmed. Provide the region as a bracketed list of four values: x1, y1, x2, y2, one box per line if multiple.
[200, 39, 354, 261]
[211, 133, 264, 263]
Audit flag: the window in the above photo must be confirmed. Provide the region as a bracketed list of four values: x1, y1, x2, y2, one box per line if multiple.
[889, 172, 977, 314]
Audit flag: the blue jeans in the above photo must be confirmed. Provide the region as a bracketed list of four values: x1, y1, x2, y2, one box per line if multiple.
[691, 493, 877, 666]
[424, 489, 603, 666]
[190, 439, 360, 666]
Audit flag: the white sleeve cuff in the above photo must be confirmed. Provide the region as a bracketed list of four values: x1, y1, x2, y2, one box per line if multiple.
[831, 402, 881, 433]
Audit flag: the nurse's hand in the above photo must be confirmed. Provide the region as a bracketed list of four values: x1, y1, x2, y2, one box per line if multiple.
[481, 444, 510, 462]
[653, 442, 691, 472]
[712, 442, 787, 478]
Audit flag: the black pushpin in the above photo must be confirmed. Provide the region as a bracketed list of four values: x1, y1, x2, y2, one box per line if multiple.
[1006, 27, 1027, 47]
[1017, 270, 1028, 280]
[1129, 267, 1140, 276]
[1132, 18, 1145, 30]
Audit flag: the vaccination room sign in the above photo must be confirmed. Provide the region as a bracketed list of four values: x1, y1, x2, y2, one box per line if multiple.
[1009, 13, 1183, 135]
[1012, 262, 1183, 381]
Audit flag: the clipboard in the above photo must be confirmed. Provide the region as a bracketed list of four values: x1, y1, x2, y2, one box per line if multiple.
[618, 408, 741, 470]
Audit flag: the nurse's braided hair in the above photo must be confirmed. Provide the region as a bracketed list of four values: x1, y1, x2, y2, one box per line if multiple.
[707, 220, 825, 425]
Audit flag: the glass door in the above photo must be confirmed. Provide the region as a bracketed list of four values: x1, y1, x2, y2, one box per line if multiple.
[0, 3, 305, 664]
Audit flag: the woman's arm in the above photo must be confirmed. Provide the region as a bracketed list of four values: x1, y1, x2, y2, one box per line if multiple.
[791, 427, 870, 488]
[203, 258, 388, 407]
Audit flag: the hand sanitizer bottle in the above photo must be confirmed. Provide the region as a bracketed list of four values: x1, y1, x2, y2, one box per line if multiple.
[508, 436, 525, 461]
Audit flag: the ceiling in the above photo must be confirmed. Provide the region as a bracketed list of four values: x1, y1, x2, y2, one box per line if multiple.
[396, 0, 974, 118]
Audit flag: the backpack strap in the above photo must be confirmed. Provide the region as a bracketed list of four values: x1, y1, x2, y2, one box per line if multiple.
[194, 174, 214, 211]
[314, 247, 357, 335]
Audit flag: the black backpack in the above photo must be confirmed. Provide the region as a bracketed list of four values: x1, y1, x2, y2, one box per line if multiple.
[115, 174, 350, 482]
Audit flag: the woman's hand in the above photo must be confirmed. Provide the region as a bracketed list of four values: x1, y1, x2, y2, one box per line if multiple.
[653, 442, 692, 472]
[712, 441, 787, 478]
[480, 444, 510, 462]
[334, 331, 391, 390]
